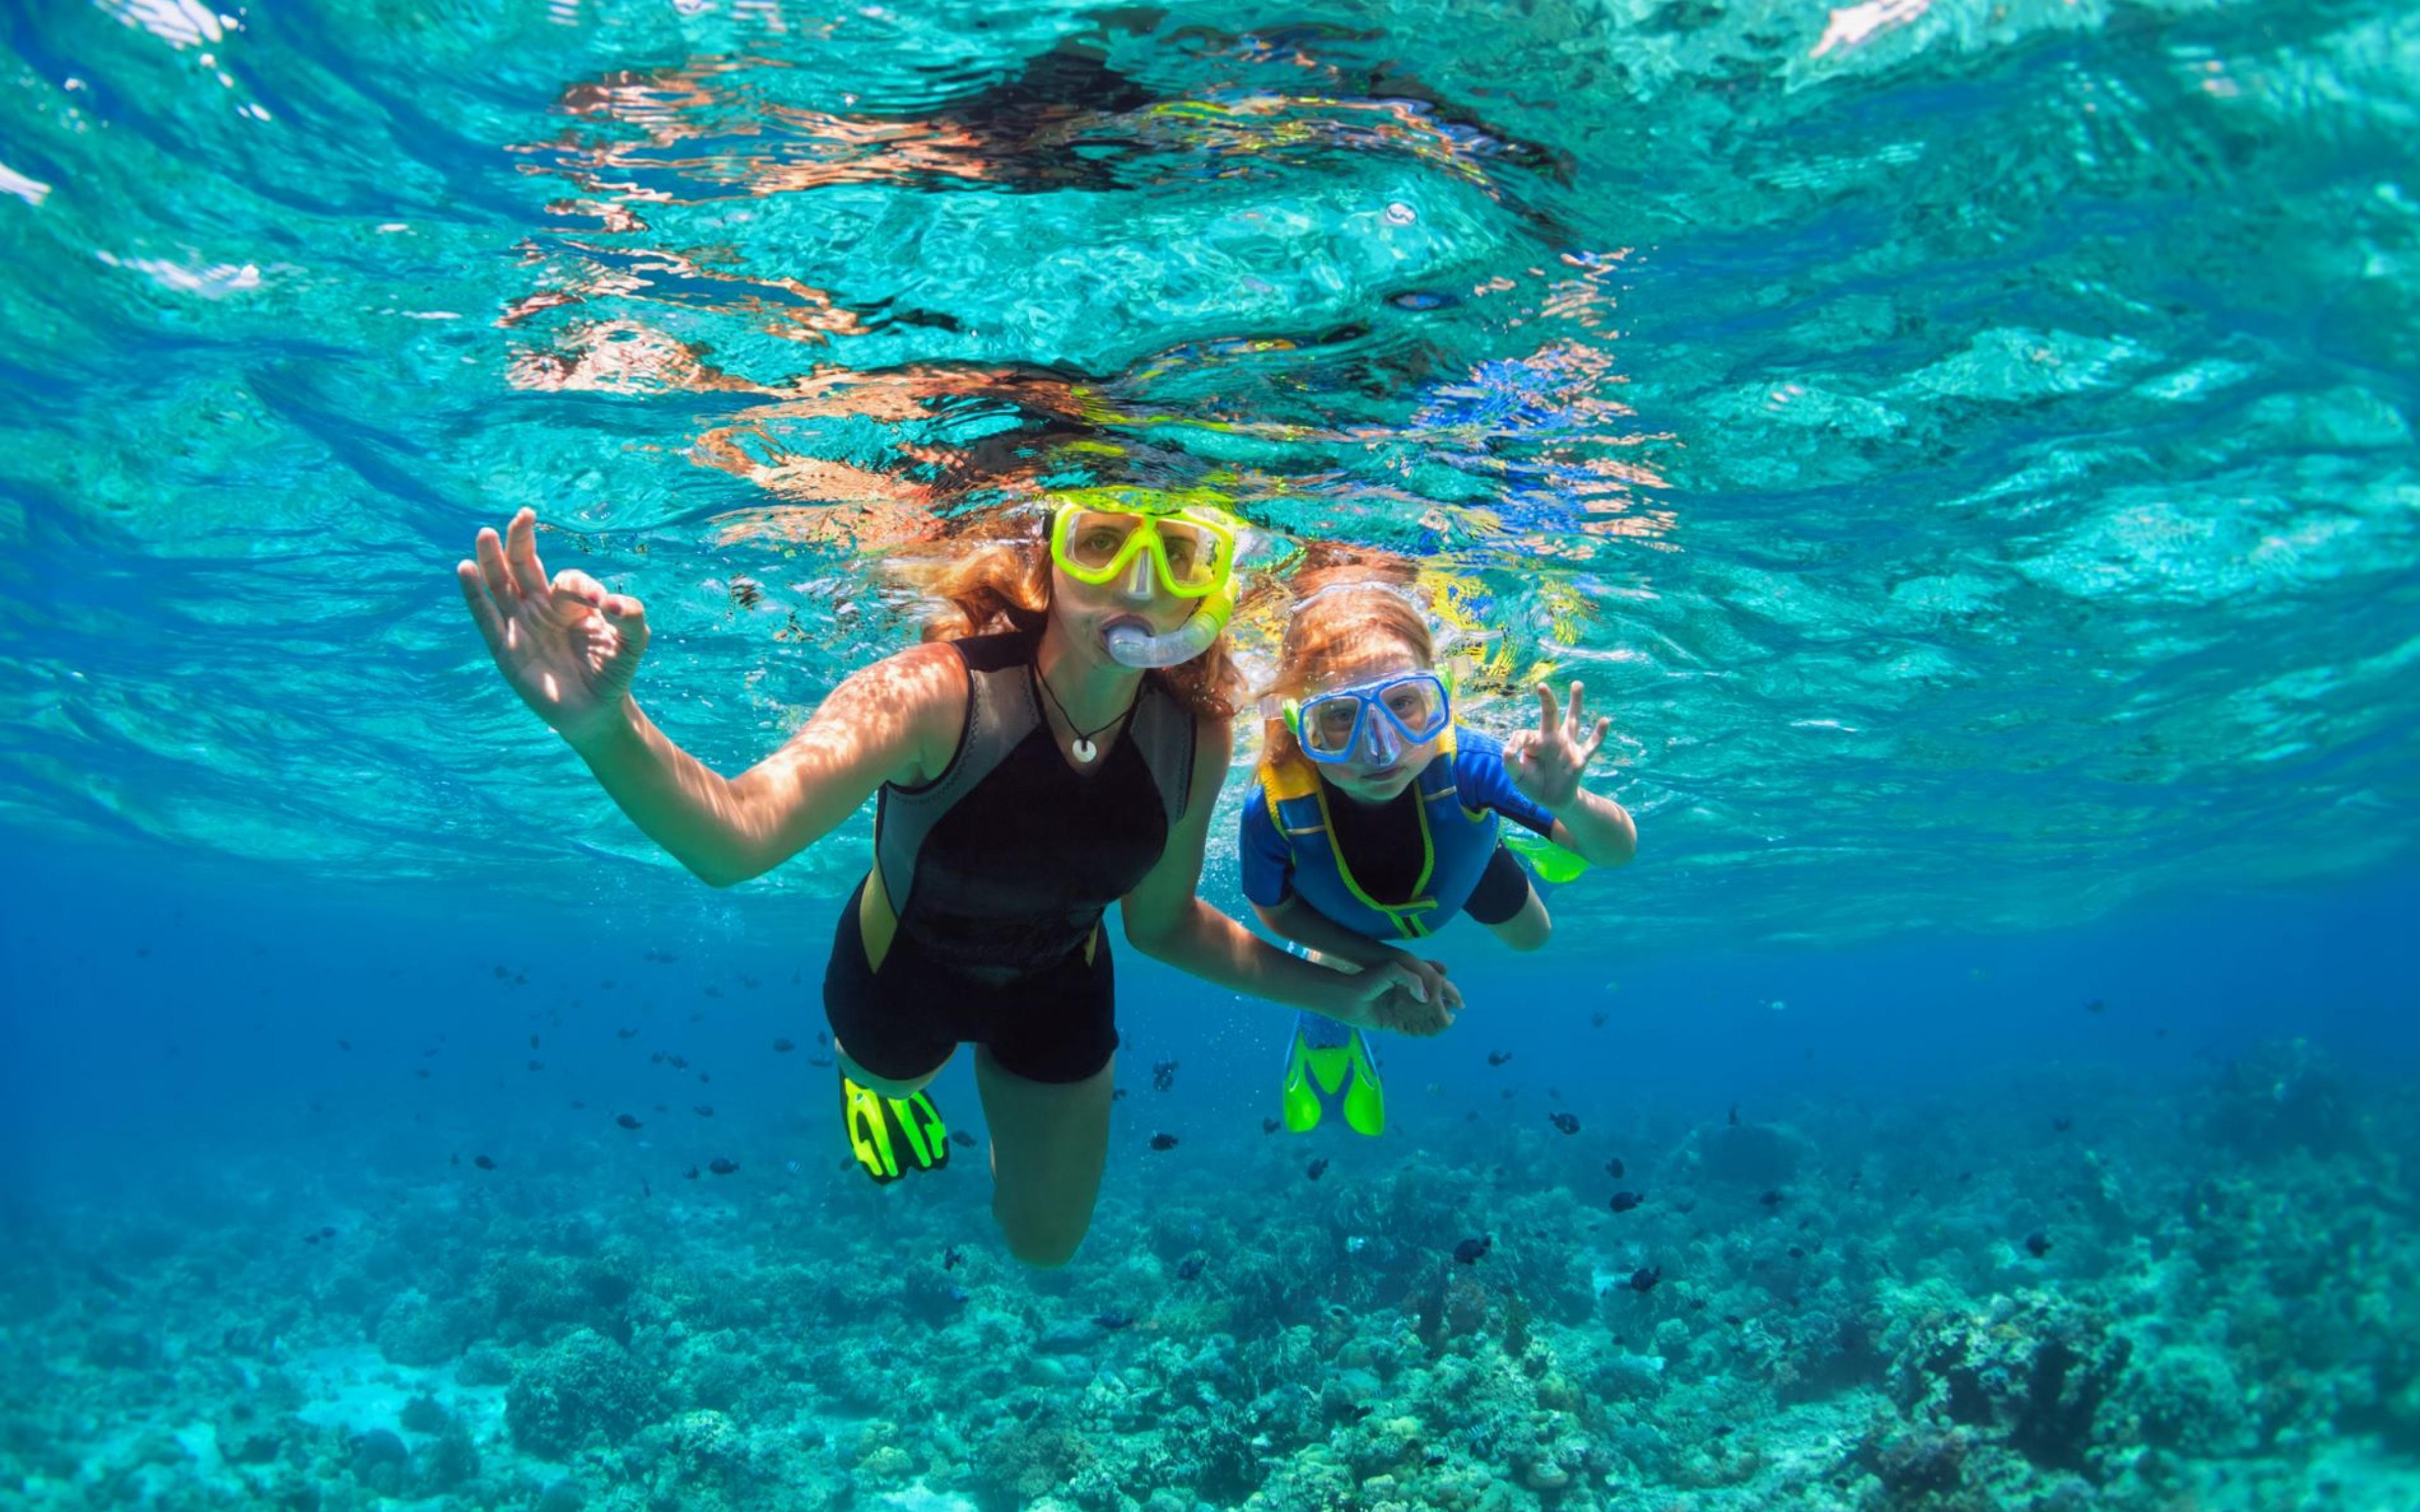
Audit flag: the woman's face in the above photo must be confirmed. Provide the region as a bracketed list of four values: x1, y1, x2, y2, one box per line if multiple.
[1048, 553, 1200, 666]
[1303, 637, 1443, 805]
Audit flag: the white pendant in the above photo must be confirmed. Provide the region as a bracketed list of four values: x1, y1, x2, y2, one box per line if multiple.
[1071, 738, 1098, 764]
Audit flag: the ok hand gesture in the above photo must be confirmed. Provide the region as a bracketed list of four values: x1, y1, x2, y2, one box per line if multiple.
[457, 508, 649, 745]
[1504, 679, 1610, 812]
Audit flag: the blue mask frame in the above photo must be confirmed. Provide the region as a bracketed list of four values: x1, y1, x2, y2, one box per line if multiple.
[1286, 671, 1453, 765]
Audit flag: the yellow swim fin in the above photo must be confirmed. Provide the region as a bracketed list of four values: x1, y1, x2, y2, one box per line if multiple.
[841, 1072, 949, 1184]
[1279, 1014, 1385, 1137]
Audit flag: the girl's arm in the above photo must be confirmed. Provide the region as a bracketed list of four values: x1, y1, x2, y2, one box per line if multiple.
[1547, 788, 1637, 870]
[1121, 719, 1450, 1032]
[565, 643, 962, 888]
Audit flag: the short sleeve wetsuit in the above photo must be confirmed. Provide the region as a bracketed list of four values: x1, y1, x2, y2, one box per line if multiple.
[824, 627, 1194, 1084]
[1240, 727, 1555, 941]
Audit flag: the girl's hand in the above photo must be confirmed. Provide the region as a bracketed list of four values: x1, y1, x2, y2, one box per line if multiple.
[1337, 962, 1456, 1038]
[1383, 950, 1463, 1014]
[1504, 679, 1611, 812]
[457, 508, 650, 746]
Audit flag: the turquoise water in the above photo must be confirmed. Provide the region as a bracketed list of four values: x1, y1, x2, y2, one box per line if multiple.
[3, 0, 2417, 1509]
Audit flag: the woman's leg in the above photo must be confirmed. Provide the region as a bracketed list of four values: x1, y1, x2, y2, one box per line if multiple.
[833, 1042, 950, 1098]
[1484, 884, 1553, 952]
[974, 1046, 1115, 1268]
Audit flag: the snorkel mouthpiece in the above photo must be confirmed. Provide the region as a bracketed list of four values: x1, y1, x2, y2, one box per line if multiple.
[1105, 584, 1235, 668]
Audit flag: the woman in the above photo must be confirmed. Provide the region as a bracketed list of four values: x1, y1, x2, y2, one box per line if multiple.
[1242, 553, 1637, 1138]
[457, 500, 1449, 1267]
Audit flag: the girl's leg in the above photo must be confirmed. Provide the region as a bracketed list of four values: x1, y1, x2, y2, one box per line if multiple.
[1484, 883, 1553, 952]
[974, 1046, 1115, 1268]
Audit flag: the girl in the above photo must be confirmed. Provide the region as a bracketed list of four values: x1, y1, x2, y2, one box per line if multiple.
[1240, 555, 1637, 1136]
[458, 500, 1450, 1266]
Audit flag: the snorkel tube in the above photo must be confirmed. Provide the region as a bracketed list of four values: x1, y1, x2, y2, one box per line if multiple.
[1106, 581, 1235, 668]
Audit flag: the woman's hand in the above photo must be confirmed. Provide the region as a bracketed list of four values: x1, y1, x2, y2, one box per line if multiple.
[1334, 962, 1457, 1037]
[1382, 949, 1463, 1015]
[457, 508, 650, 746]
[1504, 679, 1611, 812]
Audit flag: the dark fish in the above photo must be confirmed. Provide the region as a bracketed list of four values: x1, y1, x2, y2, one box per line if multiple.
[951, 1130, 976, 1148]
[413, 1068, 430, 1079]
[528, 1034, 540, 1050]
[570, 1099, 586, 1110]
[1760, 1189, 1784, 1208]
[943, 1247, 964, 1271]
[685, 1166, 701, 1180]
[473, 1155, 495, 1171]
[1151, 1059, 1178, 1092]
[708, 1157, 739, 1176]
[817, 1031, 829, 1046]
[650, 1051, 666, 1065]
[1605, 1158, 1625, 1179]
[772, 1038, 795, 1053]
[1729, 1102, 1741, 1126]
[1176, 1255, 1206, 1281]
[1148, 1132, 1179, 1152]
[2053, 1116, 2073, 1133]
[693, 1104, 714, 1118]
[493, 965, 509, 978]
[1627, 1266, 1662, 1293]
[1487, 1051, 1513, 1067]
[615, 1113, 642, 1130]
[2085, 999, 2106, 1014]
[1591, 1011, 1608, 1028]
[699, 1072, 710, 1084]
[666, 1055, 689, 1070]
[947, 1285, 971, 1305]
[654, 1104, 669, 1113]
[2025, 1232, 2052, 1258]
[1113, 1089, 1129, 1101]
[1789, 1246, 1805, 1259]
[1306, 1159, 1329, 1181]
[618, 1027, 639, 1039]
[303, 1234, 320, 1245]
[1388, 290, 1455, 311]
[642, 1181, 650, 1198]
[809, 1056, 834, 1068]
[1610, 1191, 1645, 1213]
[450, 1154, 460, 1166]
[1454, 1235, 1492, 1264]
[320, 1226, 335, 1239]
[1262, 1118, 1281, 1135]
[704, 987, 722, 999]
[1093, 1310, 1134, 1331]
[1549, 1112, 1580, 1136]
[527, 1060, 543, 1071]
[337, 1039, 351, 1051]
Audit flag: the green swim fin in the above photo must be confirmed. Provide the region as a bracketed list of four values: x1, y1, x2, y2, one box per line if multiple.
[841, 1071, 950, 1184]
[1279, 1012, 1385, 1137]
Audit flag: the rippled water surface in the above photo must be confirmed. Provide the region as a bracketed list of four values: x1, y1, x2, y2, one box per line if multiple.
[3, 0, 2416, 945]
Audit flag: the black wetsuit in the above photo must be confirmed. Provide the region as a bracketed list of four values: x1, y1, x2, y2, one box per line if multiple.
[1322, 782, 1536, 925]
[824, 627, 1194, 1083]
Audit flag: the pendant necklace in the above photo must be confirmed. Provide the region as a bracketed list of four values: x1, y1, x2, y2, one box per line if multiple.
[1032, 664, 1131, 764]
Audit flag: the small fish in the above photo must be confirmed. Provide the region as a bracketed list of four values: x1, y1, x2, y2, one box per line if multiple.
[1262, 1118, 1281, 1135]
[2053, 1116, 2073, 1133]
[1151, 1059, 1179, 1092]
[473, 1155, 495, 1171]
[528, 1034, 540, 1050]
[527, 1060, 543, 1071]
[1176, 1254, 1206, 1281]
[303, 1233, 320, 1245]
[2085, 999, 2106, 1014]
[685, 1165, 701, 1179]
[450, 1154, 460, 1166]
[1549, 1112, 1580, 1136]
[1590, 1011, 1608, 1029]
[1454, 1235, 1492, 1264]
[947, 1285, 971, 1305]
[654, 1103, 669, 1113]
[1605, 1158, 1625, 1179]
[1760, 1189, 1784, 1208]
[1093, 1310, 1134, 1331]
[1627, 1265, 1662, 1293]
[1789, 1246, 1805, 1259]
[650, 1051, 665, 1065]
[1113, 1089, 1129, 1101]
[708, 1157, 739, 1176]
[1487, 1050, 1513, 1067]
[1610, 1191, 1644, 1213]
[943, 1247, 964, 1271]
[772, 1038, 795, 1053]
[615, 1113, 643, 1130]
[1306, 1159, 1329, 1181]
[666, 1054, 689, 1070]
[618, 1027, 639, 1039]
[337, 1039, 351, 1051]
[412, 1068, 430, 1079]
[570, 1099, 586, 1110]
[693, 1104, 715, 1118]
[1148, 1132, 1180, 1152]
[2025, 1232, 2052, 1258]
[1729, 1102, 1741, 1126]
[809, 1056, 834, 1068]
[950, 1130, 976, 1148]
[320, 1225, 335, 1239]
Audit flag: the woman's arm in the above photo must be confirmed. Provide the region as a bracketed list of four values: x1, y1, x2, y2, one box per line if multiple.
[1122, 719, 1449, 1031]
[565, 643, 962, 888]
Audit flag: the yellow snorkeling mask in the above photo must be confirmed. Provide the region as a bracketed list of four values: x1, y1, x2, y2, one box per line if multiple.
[1047, 490, 1243, 668]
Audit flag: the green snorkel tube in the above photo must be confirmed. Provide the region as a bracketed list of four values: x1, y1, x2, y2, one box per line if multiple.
[1106, 578, 1235, 668]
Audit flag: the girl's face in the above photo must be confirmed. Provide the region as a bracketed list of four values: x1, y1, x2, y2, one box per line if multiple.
[1303, 638, 1444, 805]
